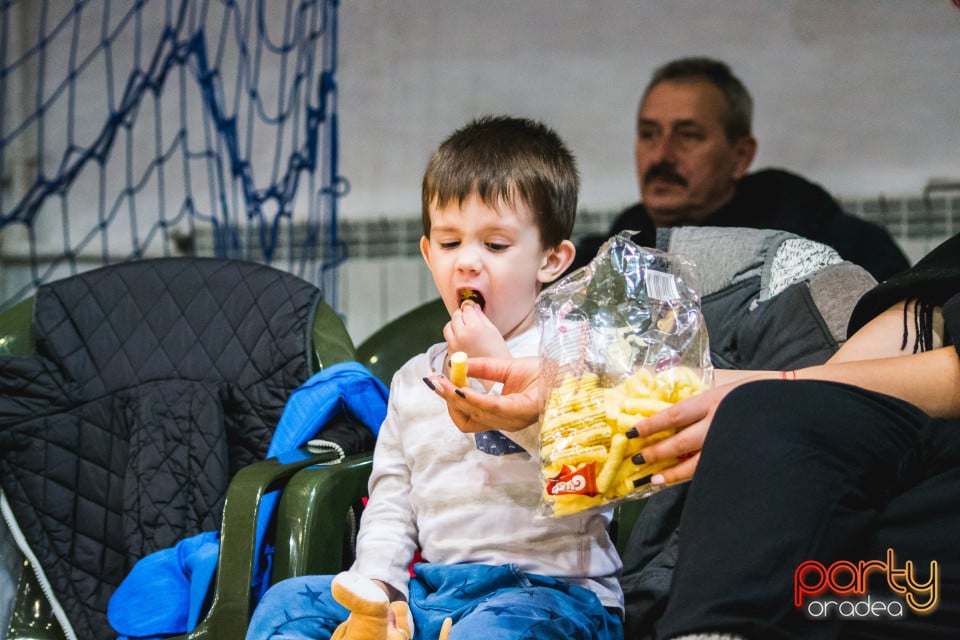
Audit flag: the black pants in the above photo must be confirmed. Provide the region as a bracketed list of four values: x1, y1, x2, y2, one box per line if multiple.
[656, 380, 960, 640]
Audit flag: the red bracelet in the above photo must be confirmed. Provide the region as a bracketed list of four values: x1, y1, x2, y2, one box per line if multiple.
[780, 370, 797, 380]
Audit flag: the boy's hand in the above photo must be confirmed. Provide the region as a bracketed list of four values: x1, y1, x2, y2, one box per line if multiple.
[443, 301, 510, 363]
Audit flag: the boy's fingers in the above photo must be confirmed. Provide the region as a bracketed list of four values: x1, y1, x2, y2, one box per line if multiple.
[460, 301, 481, 320]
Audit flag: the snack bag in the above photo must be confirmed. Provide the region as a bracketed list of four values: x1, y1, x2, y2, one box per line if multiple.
[536, 232, 712, 517]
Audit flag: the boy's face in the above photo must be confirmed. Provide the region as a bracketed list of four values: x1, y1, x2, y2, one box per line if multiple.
[420, 192, 572, 341]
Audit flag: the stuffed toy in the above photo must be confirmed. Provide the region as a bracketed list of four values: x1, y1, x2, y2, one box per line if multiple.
[330, 571, 451, 640]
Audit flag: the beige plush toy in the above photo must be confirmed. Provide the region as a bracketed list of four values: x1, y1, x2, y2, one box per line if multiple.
[329, 571, 451, 640]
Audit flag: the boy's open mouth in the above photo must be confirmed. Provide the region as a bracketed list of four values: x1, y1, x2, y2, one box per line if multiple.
[458, 288, 485, 311]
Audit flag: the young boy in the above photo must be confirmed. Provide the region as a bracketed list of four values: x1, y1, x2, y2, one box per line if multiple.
[245, 116, 623, 639]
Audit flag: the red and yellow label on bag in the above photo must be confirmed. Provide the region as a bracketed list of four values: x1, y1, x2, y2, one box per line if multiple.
[545, 463, 598, 497]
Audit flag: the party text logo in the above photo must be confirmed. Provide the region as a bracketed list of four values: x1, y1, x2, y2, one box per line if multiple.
[794, 549, 939, 620]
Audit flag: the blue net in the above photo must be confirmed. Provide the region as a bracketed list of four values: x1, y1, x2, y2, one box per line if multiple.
[0, 0, 346, 310]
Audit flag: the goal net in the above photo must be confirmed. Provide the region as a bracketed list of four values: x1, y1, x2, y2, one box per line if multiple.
[0, 0, 346, 311]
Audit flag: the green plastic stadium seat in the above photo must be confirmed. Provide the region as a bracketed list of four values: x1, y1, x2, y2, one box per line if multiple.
[355, 297, 448, 387]
[0, 260, 357, 640]
[172, 297, 448, 639]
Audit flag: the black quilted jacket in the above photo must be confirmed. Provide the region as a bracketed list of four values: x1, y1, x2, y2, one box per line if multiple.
[0, 258, 320, 639]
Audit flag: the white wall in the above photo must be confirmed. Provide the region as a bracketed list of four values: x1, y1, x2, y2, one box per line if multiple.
[336, 1, 960, 219]
[3, 1, 959, 343]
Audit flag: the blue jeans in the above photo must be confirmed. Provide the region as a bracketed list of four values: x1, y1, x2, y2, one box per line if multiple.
[246, 563, 623, 640]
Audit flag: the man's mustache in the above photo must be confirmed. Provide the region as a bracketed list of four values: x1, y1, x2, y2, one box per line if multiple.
[643, 162, 687, 187]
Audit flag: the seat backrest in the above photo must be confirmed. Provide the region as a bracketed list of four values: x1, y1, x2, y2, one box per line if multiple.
[0, 263, 357, 372]
[0, 257, 356, 640]
[167, 299, 448, 639]
[356, 298, 448, 387]
[260, 300, 450, 586]
[0, 297, 34, 357]
[307, 294, 359, 373]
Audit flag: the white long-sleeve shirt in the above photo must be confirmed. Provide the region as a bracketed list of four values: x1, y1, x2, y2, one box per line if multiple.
[352, 329, 623, 611]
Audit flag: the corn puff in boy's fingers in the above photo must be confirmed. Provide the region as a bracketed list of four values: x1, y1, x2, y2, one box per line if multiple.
[459, 290, 480, 307]
[449, 351, 469, 387]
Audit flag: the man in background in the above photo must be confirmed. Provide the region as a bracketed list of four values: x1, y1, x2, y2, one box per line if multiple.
[572, 57, 910, 282]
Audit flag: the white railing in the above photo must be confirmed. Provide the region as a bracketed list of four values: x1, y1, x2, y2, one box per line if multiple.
[2, 191, 957, 346]
[336, 191, 958, 343]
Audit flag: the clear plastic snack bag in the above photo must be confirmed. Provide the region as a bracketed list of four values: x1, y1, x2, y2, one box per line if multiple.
[536, 232, 713, 517]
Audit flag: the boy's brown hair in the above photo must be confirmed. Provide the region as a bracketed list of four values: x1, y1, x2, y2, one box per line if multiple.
[421, 115, 579, 248]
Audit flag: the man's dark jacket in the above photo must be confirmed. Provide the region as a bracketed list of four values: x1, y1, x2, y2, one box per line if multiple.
[572, 168, 910, 282]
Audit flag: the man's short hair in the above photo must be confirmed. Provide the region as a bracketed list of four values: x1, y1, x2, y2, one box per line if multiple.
[421, 115, 579, 248]
[642, 57, 753, 142]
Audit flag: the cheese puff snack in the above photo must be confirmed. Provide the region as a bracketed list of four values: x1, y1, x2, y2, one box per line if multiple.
[534, 233, 713, 517]
[539, 365, 710, 516]
[448, 351, 469, 387]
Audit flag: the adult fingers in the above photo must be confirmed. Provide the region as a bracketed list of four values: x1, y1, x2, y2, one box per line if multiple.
[464, 356, 540, 393]
[629, 394, 711, 441]
[637, 416, 708, 464]
[455, 356, 509, 382]
[651, 451, 700, 486]
[427, 375, 538, 432]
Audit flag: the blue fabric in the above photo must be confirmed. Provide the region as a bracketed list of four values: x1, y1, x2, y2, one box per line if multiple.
[107, 532, 220, 636]
[266, 361, 389, 455]
[245, 563, 623, 640]
[108, 362, 388, 640]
